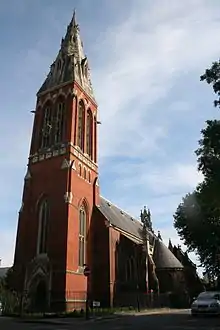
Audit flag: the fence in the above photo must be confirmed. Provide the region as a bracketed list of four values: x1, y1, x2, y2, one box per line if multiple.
[0, 289, 190, 316]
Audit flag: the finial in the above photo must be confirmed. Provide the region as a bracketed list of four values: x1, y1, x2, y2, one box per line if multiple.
[72, 8, 76, 24]
[158, 231, 162, 240]
[168, 238, 172, 250]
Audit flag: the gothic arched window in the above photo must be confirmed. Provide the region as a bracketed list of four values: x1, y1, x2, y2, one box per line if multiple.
[86, 109, 93, 158]
[83, 167, 86, 180]
[94, 116, 97, 162]
[40, 105, 53, 149]
[78, 206, 86, 267]
[77, 100, 85, 152]
[37, 198, 49, 254]
[54, 101, 65, 144]
[79, 164, 82, 176]
[126, 259, 131, 282]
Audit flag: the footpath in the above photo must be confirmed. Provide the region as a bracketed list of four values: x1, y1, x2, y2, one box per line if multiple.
[14, 308, 190, 326]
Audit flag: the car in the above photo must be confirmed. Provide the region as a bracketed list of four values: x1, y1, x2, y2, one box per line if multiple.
[191, 291, 220, 316]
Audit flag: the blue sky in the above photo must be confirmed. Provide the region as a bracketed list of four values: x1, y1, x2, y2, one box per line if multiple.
[1, 0, 220, 273]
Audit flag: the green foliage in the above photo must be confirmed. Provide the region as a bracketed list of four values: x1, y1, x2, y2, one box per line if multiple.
[200, 60, 220, 107]
[174, 181, 220, 275]
[0, 288, 20, 315]
[0, 267, 20, 315]
[174, 100, 220, 276]
[196, 120, 220, 179]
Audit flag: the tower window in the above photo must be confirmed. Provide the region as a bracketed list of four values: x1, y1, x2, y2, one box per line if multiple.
[86, 109, 93, 159]
[94, 116, 97, 163]
[37, 198, 49, 255]
[83, 167, 86, 180]
[54, 101, 65, 144]
[88, 171, 91, 183]
[40, 106, 52, 149]
[78, 207, 86, 267]
[79, 163, 82, 176]
[77, 100, 85, 152]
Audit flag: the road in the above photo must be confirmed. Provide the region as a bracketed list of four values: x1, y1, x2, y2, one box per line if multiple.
[1, 310, 220, 330]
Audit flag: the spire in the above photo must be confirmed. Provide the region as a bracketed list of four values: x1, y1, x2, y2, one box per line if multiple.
[140, 206, 153, 231]
[168, 238, 173, 251]
[157, 231, 162, 240]
[72, 8, 77, 26]
[37, 11, 95, 99]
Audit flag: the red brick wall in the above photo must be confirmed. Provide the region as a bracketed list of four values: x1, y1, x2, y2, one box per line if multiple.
[13, 82, 99, 306]
[90, 208, 110, 307]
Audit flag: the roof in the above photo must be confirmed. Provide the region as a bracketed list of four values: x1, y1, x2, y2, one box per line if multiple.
[99, 197, 184, 270]
[0, 267, 9, 278]
[99, 197, 142, 237]
[173, 245, 196, 268]
[153, 239, 184, 270]
[99, 196, 154, 244]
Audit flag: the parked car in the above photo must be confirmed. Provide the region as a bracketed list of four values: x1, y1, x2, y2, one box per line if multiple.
[191, 291, 220, 316]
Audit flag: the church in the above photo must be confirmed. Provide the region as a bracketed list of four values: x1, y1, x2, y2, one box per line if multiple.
[11, 12, 202, 312]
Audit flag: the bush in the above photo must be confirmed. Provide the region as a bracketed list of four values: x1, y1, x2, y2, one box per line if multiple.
[0, 288, 20, 315]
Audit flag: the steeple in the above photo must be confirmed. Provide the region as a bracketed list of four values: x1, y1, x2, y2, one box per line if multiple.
[38, 11, 95, 100]
[168, 238, 173, 251]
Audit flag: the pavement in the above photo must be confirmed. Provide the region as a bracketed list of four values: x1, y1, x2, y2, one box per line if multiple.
[1, 309, 220, 329]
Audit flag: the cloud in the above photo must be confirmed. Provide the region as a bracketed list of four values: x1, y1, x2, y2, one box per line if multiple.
[92, 0, 220, 161]
[105, 161, 203, 193]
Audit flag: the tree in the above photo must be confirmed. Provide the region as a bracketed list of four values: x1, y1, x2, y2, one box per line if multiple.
[200, 60, 220, 108]
[174, 67, 220, 276]
[174, 182, 220, 276]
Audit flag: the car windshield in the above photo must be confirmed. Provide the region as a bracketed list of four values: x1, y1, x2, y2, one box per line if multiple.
[197, 292, 220, 300]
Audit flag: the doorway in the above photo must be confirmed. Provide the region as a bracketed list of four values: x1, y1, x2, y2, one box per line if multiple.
[34, 280, 47, 312]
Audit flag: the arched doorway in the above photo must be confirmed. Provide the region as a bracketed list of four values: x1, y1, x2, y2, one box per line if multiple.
[34, 280, 47, 312]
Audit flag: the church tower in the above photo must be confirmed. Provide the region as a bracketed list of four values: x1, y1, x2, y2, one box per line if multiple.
[13, 12, 99, 311]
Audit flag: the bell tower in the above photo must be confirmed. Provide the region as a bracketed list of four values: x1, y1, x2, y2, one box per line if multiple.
[13, 11, 99, 311]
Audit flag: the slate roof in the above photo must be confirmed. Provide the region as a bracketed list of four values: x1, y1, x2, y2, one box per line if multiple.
[99, 196, 145, 239]
[99, 196, 183, 270]
[0, 267, 9, 279]
[153, 239, 184, 270]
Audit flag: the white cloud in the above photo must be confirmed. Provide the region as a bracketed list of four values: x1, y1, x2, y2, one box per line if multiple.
[145, 163, 203, 194]
[92, 0, 220, 160]
[107, 162, 203, 194]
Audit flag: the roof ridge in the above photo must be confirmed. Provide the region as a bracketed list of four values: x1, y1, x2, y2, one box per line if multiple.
[100, 195, 142, 225]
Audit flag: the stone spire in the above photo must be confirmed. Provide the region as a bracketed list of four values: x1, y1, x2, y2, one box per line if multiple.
[37, 10, 95, 99]
[140, 206, 153, 231]
[157, 231, 162, 240]
[168, 238, 173, 251]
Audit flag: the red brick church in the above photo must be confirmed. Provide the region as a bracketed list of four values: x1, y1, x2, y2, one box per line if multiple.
[12, 12, 201, 311]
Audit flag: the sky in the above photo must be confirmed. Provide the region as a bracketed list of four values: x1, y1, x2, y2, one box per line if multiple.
[1, 0, 220, 274]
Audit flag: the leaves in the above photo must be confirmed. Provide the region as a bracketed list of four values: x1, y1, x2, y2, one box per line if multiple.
[174, 121, 220, 276]
[173, 60, 220, 276]
[200, 60, 220, 108]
